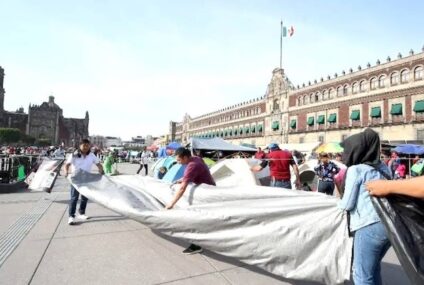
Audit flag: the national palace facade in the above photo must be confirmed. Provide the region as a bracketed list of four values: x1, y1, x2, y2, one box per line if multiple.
[169, 47, 424, 147]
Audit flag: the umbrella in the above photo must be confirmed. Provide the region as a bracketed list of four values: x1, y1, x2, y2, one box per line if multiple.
[315, 142, 344, 154]
[393, 144, 424, 155]
[166, 141, 182, 150]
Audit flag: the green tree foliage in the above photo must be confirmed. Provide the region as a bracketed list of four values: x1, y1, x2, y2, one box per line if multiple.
[0, 128, 21, 143]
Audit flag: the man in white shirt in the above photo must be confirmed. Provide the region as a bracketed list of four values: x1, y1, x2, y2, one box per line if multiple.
[64, 139, 104, 225]
[136, 148, 149, 176]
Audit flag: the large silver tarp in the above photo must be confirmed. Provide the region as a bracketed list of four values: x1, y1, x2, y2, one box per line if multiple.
[70, 170, 352, 284]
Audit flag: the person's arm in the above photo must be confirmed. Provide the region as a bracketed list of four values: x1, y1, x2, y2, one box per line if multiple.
[291, 164, 301, 189]
[366, 177, 424, 198]
[251, 160, 268, 172]
[96, 163, 104, 174]
[165, 180, 189, 209]
[64, 163, 71, 177]
[338, 167, 361, 210]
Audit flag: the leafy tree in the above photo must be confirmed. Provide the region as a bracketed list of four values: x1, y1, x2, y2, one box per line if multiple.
[0, 128, 21, 144]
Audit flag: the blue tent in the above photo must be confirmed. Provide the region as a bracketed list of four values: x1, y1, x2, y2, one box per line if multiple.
[393, 144, 424, 155]
[166, 141, 182, 150]
[153, 156, 178, 179]
[157, 147, 168, 158]
[162, 164, 186, 183]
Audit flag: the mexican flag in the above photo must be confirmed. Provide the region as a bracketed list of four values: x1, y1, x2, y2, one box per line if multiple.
[282, 26, 295, 37]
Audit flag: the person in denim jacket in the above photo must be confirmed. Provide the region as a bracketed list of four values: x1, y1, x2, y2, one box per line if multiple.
[338, 128, 391, 285]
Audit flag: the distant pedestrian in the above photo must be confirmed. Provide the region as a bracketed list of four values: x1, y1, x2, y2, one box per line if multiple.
[64, 139, 104, 225]
[254, 147, 266, 159]
[137, 147, 149, 175]
[314, 153, 340, 195]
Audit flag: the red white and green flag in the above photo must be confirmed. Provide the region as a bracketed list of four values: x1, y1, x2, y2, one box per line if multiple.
[282, 26, 295, 37]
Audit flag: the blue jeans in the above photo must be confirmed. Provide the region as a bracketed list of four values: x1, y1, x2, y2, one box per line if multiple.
[271, 179, 292, 189]
[353, 222, 391, 285]
[69, 185, 88, 218]
[318, 180, 335, 195]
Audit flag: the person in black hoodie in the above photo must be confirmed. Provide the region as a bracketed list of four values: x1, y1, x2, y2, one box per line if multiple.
[338, 128, 392, 285]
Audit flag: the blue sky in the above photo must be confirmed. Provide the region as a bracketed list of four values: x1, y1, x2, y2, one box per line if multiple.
[0, 0, 423, 140]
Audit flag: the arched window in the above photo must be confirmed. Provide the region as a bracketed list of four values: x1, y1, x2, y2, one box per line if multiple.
[414, 66, 423, 80]
[337, 86, 343, 97]
[343, 84, 349, 96]
[378, 75, 386, 88]
[315, 92, 320, 102]
[352, 82, 359, 94]
[359, 80, 367, 92]
[390, 72, 399, 85]
[304, 95, 309, 104]
[298, 97, 302, 106]
[370, 77, 377, 90]
[322, 90, 328, 100]
[329, 88, 335, 99]
[273, 99, 279, 111]
[401, 69, 409, 83]
[309, 94, 314, 103]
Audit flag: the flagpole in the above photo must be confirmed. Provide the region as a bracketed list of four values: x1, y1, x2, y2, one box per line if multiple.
[280, 20, 283, 69]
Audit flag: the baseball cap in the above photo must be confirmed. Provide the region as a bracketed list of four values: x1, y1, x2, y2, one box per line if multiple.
[266, 143, 279, 150]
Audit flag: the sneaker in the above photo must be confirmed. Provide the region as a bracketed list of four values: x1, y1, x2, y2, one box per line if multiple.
[77, 214, 89, 220]
[182, 244, 203, 255]
[68, 217, 75, 225]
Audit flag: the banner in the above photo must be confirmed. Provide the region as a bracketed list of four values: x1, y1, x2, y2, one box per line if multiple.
[27, 158, 64, 193]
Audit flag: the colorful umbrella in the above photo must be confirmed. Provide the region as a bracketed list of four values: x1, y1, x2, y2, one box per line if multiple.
[315, 142, 344, 154]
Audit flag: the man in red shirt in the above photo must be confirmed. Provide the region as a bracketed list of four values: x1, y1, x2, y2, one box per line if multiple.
[165, 147, 215, 254]
[251, 143, 301, 189]
[254, 147, 266, 159]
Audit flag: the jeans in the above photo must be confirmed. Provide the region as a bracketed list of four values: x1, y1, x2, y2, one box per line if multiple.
[69, 185, 88, 218]
[137, 164, 148, 175]
[318, 180, 335, 195]
[271, 179, 292, 189]
[353, 222, 391, 285]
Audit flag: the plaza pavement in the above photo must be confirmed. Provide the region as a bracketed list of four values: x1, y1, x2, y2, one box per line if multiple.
[0, 162, 411, 285]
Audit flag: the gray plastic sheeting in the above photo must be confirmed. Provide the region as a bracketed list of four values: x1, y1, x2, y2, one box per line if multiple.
[70, 171, 353, 284]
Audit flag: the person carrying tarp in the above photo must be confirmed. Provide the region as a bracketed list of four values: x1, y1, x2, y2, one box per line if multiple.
[251, 143, 301, 190]
[165, 147, 216, 255]
[339, 128, 391, 285]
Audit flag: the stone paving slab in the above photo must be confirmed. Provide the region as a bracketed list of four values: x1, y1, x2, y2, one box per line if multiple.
[0, 162, 412, 285]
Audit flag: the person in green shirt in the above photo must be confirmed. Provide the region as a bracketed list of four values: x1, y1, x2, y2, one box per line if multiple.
[103, 152, 117, 175]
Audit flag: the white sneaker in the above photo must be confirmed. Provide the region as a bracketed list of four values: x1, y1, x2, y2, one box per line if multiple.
[77, 214, 89, 220]
[68, 217, 75, 225]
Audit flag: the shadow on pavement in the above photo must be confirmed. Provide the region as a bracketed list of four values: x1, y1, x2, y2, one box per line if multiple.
[151, 230, 323, 285]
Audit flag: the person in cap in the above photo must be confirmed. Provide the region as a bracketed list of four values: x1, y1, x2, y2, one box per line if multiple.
[251, 143, 301, 189]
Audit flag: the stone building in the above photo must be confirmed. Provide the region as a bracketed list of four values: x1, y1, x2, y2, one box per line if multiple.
[0, 65, 89, 146]
[170, 47, 424, 147]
